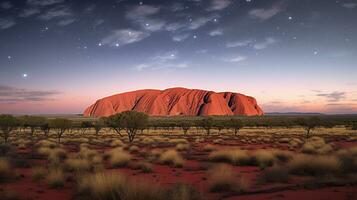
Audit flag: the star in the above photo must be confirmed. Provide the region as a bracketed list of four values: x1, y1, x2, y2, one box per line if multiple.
[288, 16, 293, 20]
[8, 56, 11, 59]
[98, 43, 102, 46]
[115, 43, 119, 47]
[246, 0, 252, 2]
[145, 23, 150, 27]
[314, 51, 318, 55]
[23, 73, 28, 78]
[139, 2, 143, 5]
[193, 35, 197, 39]
[213, 18, 218, 22]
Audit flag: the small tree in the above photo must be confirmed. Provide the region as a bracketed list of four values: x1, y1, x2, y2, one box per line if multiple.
[215, 121, 226, 135]
[50, 118, 72, 144]
[40, 120, 50, 137]
[0, 114, 18, 143]
[104, 114, 124, 137]
[93, 118, 106, 136]
[180, 121, 192, 135]
[121, 111, 149, 142]
[80, 121, 92, 136]
[21, 116, 46, 141]
[352, 122, 357, 130]
[229, 119, 244, 136]
[198, 117, 214, 136]
[296, 117, 322, 139]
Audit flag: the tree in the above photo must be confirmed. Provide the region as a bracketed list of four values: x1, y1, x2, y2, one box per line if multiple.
[50, 118, 72, 144]
[198, 117, 214, 136]
[93, 118, 106, 136]
[180, 121, 192, 135]
[104, 114, 124, 137]
[120, 111, 149, 142]
[296, 117, 322, 139]
[215, 121, 226, 135]
[40, 120, 51, 137]
[0, 114, 18, 143]
[80, 121, 92, 136]
[21, 116, 46, 141]
[228, 119, 244, 136]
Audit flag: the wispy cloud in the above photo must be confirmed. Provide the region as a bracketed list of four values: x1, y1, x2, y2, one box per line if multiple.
[1, 1, 13, 9]
[101, 29, 150, 46]
[126, 5, 165, 32]
[316, 91, 346, 102]
[342, 3, 357, 9]
[249, 3, 284, 21]
[172, 33, 190, 42]
[188, 15, 217, 30]
[0, 18, 16, 29]
[0, 85, 60, 104]
[253, 38, 276, 50]
[58, 18, 75, 26]
[226, 40, 253, 48]
[223, 55, 247, 63]
[207, 0, 232, 11]
[135, 51, 188, 71]
[209, 29, 223, 36]
[27, 0, 65, 6]
[39, 5, 72, 20]
[19, 7, 41, 17]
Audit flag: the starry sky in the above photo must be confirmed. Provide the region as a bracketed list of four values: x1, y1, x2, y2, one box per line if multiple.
[0, 0, 357, 115]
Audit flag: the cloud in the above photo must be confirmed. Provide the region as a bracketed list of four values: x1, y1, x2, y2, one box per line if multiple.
[224, 55, 247, 63]
[135, 51, 188, 71]
[27, 0, 65, 6]
[126, 5, 160, 19]
[207, 0, 232, 11]
[316, 91, 346, 102]
[253, 38, 276, 50]
[0, 85, 60, 104]
[342, 3, 357, 9]
[1, 1, 13, 9]
[209, 29, 223, 36]
[249, 3, 284, 21]
[0, 18, 16, 29]
[126, 5, 165, 32]
[226, 40, 253, 48]
[101, 29, 150, 46]
[188, 16, 216, 30]
[165, 22, 186, 32]
[39, 5, 72, 20]
[58, 18, 75, 26]
[19, 8, 41, 17]
[135, 63, 188, 71]
[172, 33, 190, 42]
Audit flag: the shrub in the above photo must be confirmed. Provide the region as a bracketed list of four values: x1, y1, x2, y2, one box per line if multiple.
[253, 150, 275, 169]
[288, 154, 340, 176]
[209, 149, 250, 166]
[32, 167, 47, 181]
[212, 139, 223, 144]
[302, 137, 333, 154]
[203, 144, 216, 152]
[128, 145, 139, 153]
[65, 158, 91, 172]
[272, 150, 293, 162]
[208, 164, 235, 192]
[0, 158, 12, 182]
[169, 183, 201, 200]
[159, 150, 184, 168]
[109, 150, 131, 168]
[176, 143, 190, 151]
[169, 139, 188, 145]
[259, 165, 290, 183]
[110, 139, 125, 147]
[336, 147, 357, 173]
[78, 172, 165, 200]
[47, 169, 65, 188]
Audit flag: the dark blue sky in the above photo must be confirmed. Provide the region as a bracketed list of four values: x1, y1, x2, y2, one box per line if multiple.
[0, 0, 356, 114]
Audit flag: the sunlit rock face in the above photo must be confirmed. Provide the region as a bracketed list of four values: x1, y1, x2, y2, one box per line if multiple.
[83, 87, 264, 117]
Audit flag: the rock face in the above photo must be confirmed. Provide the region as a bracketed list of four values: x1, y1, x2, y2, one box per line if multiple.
[83, 88, 263, 117]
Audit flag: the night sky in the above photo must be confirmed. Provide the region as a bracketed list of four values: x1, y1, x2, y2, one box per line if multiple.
[0, 0, 356, 114]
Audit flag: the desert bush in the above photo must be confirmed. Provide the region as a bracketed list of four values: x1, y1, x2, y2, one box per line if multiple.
[169, 139, 188, 145]
[169, 183, 201, 200]
[336, 147, 357, 173]
[176, 143, 190, 151]
[109, 149, 131, 168]
[209, 149, 250, 166]
[78, 172, 165, 200]
[159, 150, 184, 168]
[65, 158, 91, 172]
[288, 154, 340, 176]
[302, 137, 333, 154]
[47, 169, 65, 188]
[289, 138, 303, 148]
[141, 137, 155, 145]
[272, 150, 293, 162]
[129, 161, 153, 173]
[32, 167, 47, 181]
[0, 158, 12, 182]
[212, 139, 223, 144]
[203, 144, 216, 152]
[259, 165, 290, 183]
[110, 139, 125, 147]
[252, 150, 275, 169]
[128, 145, 139, 153]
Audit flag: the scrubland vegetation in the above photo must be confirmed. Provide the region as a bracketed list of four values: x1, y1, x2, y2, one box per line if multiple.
[0, 112, 356, 199]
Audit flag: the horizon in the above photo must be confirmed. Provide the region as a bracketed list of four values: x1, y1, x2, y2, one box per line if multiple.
[1, 0, 357, 115]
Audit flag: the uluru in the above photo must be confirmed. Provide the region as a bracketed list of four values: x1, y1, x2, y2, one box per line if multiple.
[83, 87, 263, 117]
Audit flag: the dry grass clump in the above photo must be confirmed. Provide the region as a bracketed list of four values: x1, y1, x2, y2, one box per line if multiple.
[141, 137, 155, 145]
[259, 165, 290, 183]
[169, 183, 202, 200]
[336, 147, 357, 173]
[65, 158, 91, 172]
[78, 172, 166, 200]
[208, 164, 249, 193]
[176, 143, 190, 151]
[194, 137, 205, 143]
[0, 189, 19, 200]
[289, 138, 303, 148]
[203, 144, 216, 152]
[302, 137, 333, 154]
[32, 167, 47, 181]
[272, 150, 293, 162]
[146, 149, 163, 162]
[37, 147, 67, 164]
[36, 140, 58, 148]
[129, 161, 153, 173]
[47, 169, 65, 188]
[109, 149, 131, 168]
[288, 154, 340, 176]
[209, 149, 250, 166]
[212, 139, 223, 144]
[169, 139, 188, 145]
[110, 139, 125, 147]
[159, 149, 185, 168]
[253, 150, 275, 169]
[0, 158, 12, 182]
[128, 145, 139, 153]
